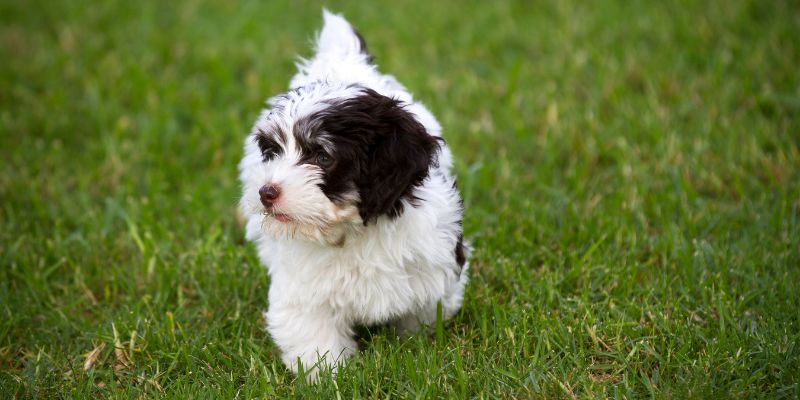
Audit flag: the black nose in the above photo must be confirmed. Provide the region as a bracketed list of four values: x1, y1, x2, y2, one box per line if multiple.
[259, 184, 280, 207]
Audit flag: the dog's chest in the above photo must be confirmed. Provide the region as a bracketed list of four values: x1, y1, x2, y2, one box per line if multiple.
[273, 237, 440, 323]
[323, 258, 417, 321]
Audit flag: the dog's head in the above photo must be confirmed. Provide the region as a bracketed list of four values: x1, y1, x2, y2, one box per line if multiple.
[239, 82, 441, 245]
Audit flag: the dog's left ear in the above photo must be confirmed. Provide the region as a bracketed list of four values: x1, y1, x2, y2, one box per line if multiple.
[321, 89, 441, 224]
[358, 101, 441, 223]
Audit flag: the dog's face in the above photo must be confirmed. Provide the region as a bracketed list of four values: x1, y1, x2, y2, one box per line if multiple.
[240, 83, 441, 245]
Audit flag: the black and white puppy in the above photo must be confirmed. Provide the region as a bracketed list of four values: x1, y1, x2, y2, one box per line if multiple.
[238, 10, 468, 379]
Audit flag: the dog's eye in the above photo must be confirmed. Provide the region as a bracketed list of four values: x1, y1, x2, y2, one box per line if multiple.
[260, 143, 280, 161]
[316, 152, 334, 168]
[263, 147, 279, 161]
[255, 133, 281, 162]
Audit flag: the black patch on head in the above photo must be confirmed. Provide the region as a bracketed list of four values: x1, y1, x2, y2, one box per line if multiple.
[291, 115, 358, 203]
[292, 118, 322, 155]
[254, 128, 284, 162]
[352, 28, 375, 64]
[302, 88, 441, 224]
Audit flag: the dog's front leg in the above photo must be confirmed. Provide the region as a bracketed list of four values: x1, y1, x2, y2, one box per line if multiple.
[265, 303, 355, 382]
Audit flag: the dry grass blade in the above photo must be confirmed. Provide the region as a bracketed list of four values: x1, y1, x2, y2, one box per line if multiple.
[147, 378, 164, 393]
[114, 345, 131, 371]
[112, 323, 131, 371]
[83, 343, 106, 371]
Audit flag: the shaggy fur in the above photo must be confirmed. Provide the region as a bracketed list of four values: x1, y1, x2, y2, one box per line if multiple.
[238, 10, 468, 380]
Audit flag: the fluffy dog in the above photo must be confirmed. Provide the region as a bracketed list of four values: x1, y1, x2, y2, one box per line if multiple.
[238, 10, 468, 379]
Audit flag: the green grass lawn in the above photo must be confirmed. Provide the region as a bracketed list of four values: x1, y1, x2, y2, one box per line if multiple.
[2, 0, 799, 398]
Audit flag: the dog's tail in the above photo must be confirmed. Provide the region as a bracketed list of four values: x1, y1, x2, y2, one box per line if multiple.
[315, 9, 374, 64]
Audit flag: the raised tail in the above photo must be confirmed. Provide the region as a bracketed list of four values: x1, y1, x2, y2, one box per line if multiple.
[315, 9, 374, 63]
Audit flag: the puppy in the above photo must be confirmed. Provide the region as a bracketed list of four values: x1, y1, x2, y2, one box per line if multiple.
[238, 10, 468, 379]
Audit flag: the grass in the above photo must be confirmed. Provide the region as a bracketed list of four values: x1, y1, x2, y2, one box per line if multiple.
[1, 0, 799, 398]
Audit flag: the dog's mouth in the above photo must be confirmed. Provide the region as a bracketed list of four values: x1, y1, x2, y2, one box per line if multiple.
[259, 208, 295, 223]
[272, 213, 292, 223]
[255, 203, 361, 246]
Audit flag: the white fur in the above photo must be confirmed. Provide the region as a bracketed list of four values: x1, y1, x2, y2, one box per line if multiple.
[238, 10, 467, 380]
